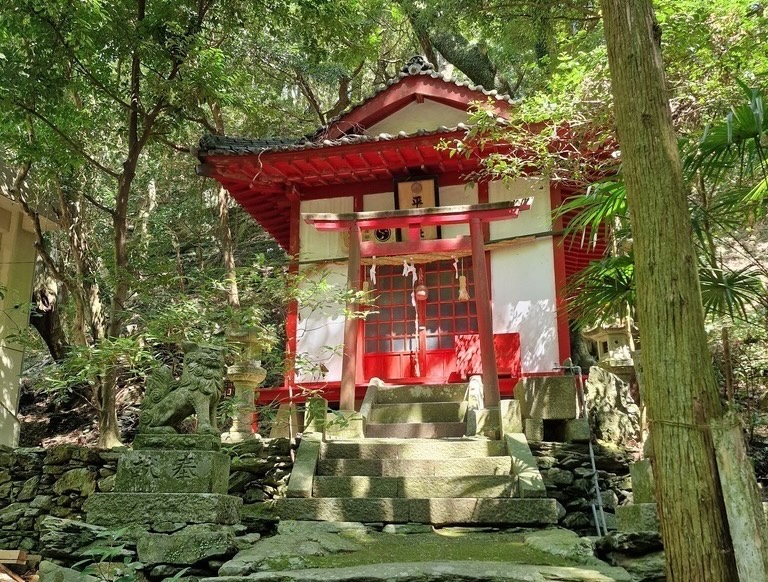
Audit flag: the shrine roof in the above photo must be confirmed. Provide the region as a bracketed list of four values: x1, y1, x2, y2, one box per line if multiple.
[195, 61, 612, 251]
[198, 124, 473, 156]
[197, 64, 515, 159]
[319, 69, 515, 134]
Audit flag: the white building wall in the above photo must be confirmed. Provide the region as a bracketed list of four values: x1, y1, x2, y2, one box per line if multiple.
[368, 100, 469, 135]
[487, 176, 558, 372]
[491, 239, 559, 373]
[0, 197, 38, 448]
[489, 177, 551, 239]
[438, 184, 476, 238]
[294, 263, 347, 383]
[299, 197, 353, 262]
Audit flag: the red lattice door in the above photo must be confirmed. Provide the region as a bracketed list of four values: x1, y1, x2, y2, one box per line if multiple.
[363, 258, 478, 381]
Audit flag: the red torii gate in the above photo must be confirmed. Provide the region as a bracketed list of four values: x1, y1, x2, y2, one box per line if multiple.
[303, 198, 533, 411]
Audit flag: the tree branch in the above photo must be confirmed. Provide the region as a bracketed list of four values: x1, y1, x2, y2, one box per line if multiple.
[325, 61, 365, 119]
[13, 101, 120, 179]
[296, 72, 326, 125]
[34, 9, 132, 111]
[154, 135, 191, 153]
[82, 191, 116, 216]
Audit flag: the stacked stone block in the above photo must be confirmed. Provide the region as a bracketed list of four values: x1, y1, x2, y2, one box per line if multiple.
[615, 459, 659, 533]
[515, 376, 590, 444]
[0, 445, 118, 551]
[0, 439, 291, 558]
[528, 441, 633, 534]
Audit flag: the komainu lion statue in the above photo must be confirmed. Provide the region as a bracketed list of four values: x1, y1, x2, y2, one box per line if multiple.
[139, 344, 226, 434]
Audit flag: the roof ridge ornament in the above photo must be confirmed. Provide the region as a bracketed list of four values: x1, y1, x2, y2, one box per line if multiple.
[402, 55, 434, 75]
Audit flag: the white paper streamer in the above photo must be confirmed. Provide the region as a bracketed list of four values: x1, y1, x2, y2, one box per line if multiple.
[369, 258, 377, 286]
[402, 259, 417, 285]
[453, 256, 459, 279]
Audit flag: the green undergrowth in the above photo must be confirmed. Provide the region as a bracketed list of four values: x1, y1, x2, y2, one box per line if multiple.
[265, 530, 578, 571]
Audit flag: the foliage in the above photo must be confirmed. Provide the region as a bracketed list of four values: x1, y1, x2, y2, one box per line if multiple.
[73, 528, 189, 582]
[558, 85, 768, 329]
[566, 254, 635, 327]
[1, 0, 767, 445]
[0, 0, 414, 444]
[709, 319, 768, 444]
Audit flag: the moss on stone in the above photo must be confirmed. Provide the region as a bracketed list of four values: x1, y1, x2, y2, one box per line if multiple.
[267, 530, 579, 571]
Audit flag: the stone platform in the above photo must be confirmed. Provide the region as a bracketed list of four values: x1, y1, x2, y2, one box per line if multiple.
[84, 432, 242, 570]
[84, 492, 242, 527]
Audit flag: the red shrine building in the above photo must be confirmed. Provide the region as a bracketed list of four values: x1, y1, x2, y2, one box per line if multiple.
[197, 58, 606, 412]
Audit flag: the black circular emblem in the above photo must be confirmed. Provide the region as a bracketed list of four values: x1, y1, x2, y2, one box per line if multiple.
[374, 228, 392, 243]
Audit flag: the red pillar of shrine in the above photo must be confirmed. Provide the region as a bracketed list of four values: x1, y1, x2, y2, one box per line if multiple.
[470, 217, 500, 407]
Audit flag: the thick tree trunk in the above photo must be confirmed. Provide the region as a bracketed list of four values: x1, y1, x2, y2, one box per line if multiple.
[400, 0, 501, 90]
[96, 368, 122, 449]
[600, 2, 739, 580]
[30, 280, 69, 362]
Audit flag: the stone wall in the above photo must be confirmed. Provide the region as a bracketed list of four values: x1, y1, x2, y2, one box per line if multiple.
[529, 441, 634, 535]
[0, 437, 633, 554]
[0, 438, 293, 553]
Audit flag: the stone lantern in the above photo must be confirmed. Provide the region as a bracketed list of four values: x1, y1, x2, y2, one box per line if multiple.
[222, 329, 266, 443]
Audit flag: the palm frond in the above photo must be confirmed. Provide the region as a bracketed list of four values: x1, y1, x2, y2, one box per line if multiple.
[566, 254, 635, 328]
[554, 179, 629, 247]
[684, 84, 768, 188]
[699, 264, 766, 321]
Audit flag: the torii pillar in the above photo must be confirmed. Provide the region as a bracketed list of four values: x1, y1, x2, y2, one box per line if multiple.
[339, 223, 362, 411]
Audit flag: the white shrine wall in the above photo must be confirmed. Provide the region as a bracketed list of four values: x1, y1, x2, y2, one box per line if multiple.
[488, 177, 559, 372]
[367, 100, 470, 135]
[294, 263, 348, 384]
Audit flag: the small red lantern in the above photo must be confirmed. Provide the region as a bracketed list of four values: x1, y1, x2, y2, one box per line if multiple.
[414, 269, 428, 301]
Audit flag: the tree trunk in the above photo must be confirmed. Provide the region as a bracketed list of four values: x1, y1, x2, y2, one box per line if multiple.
[211, 101, 240, 309]
[600, 2, 739, 580]
[97, 0, 147, 449]
[400, 0, 501, 90]
[30, 279, 69, 362]
[96, 367, 123, 449]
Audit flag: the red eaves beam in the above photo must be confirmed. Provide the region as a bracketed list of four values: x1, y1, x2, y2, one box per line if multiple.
[304, 199, 533, 259]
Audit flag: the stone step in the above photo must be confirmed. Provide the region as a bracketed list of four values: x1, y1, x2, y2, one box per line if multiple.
[317, 456, 513, 477]
[365, 421, 466, 439]
[205, 561, 633, 582]
[375, 383, 468, 404]
[275, 497, 559, 526]
[313, 475, 516, 498]
[320, 438, 507, 460]
[367, 401, 467, 424]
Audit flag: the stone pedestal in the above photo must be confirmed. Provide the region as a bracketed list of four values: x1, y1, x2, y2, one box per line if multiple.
[630, 459, 655, 504]
[616, 503, 659, 533]
[324, 411, 365, 440]
[84, 433, 242, 566]
[467, 407, 500, 439]
[222, 364, 266, 444]
[223, 329, 267, 444]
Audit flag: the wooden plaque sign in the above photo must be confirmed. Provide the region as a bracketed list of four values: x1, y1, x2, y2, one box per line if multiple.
[395, 177, 440, 241]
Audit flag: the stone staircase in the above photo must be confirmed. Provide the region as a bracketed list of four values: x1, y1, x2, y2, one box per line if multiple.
[277, 381, 559, 527]
[364, 383, 468, 438]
